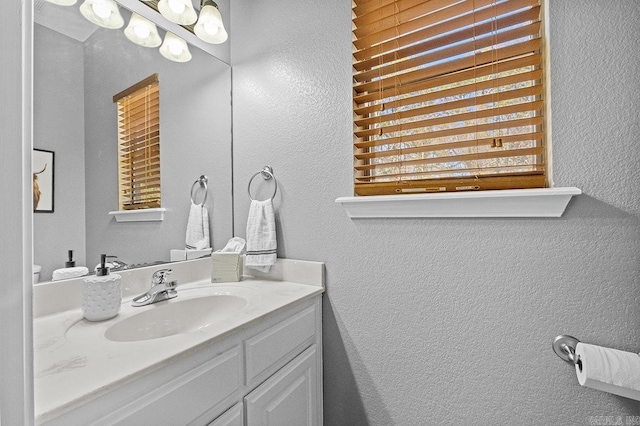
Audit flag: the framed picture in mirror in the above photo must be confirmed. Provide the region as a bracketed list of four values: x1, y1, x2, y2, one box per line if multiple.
[33, 148, 54, 213]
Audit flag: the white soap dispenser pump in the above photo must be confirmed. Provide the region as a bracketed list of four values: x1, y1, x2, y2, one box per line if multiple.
[82, 254, 122, 321]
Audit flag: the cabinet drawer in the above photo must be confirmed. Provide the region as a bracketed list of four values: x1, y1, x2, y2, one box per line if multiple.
[245, 304, 316, 388]
[104, 346, 241, 426]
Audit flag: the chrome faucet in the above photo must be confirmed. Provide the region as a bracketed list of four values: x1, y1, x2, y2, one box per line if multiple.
[132, 269, 178, 307]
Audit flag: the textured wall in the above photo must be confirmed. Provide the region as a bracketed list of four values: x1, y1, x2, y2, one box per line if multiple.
[83, 26, 233, 268]
[231, 0, 640, 424]
[33, 25, 87, 281]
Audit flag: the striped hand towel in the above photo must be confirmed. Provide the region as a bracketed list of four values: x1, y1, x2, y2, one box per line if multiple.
[245, 199, 277, 272]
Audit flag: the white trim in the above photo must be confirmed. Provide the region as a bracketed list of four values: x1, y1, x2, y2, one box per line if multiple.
[22, 0, 35, 421]
[335, 187, 581, 218]
[1, 0, 35, 424]
[109, 208, 166, 222]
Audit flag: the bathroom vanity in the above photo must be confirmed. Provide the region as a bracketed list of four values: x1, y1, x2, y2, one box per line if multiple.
[33, 258, 324, 425]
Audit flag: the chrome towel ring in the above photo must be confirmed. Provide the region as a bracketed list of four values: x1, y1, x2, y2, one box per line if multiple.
[190, 175, 208, 205]
[248, 166, 277, 202]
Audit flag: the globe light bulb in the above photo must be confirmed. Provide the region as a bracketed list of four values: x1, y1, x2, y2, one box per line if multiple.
[203, 22, 219, 36]
[92, 1, 111, 18]
[167, 0, 185, 14]
[133, 24, 150, 39]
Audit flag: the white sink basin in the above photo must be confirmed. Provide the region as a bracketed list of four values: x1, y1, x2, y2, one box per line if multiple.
[103, 294, 248, 342]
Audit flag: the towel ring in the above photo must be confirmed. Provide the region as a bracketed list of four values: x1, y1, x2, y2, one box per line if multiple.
[248, 166, 277, 202]
[190, 175, 208, 205]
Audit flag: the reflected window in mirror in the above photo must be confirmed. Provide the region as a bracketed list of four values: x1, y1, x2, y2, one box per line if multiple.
[113, 73, 162, 210]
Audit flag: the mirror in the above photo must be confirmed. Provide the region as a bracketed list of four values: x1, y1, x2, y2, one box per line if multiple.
[33, 0, 233, 283]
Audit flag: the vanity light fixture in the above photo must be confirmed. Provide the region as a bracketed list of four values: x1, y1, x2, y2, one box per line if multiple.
[159, 32, 192, 62]
[194, 0, 227, 44]
[45, 0, 77, 6]
[79, 0, 124, 29]
[124, 13, 162, 47]
[157, 0, 197, 25]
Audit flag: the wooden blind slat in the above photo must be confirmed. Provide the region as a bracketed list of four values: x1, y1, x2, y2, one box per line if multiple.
[119, 172, 161, 182]
[355, 167, 545, 182]
[119, 132, 160, 148]
[354, 99, 543, 138]
[355, 85, 542, 128]
[354, 0, 538, 42]
[354, 0, 538, 64]
[353, 0, 538, 51]
[353, 0, 460, 36]
[354, 53, 541, 106]
[355, 68, 542, 116]
[118, 100, 160, 120]
[354, 174, 546, 195]
[355, 132, 543, 160]
[354, 37, 541, 94]
[123, 183, 162, 194]
[120, 177, 162, 187]
[120, 150, 161, 165]
[354, 7, 541, 74]
[353, 0, 396, 15]
[354, 21, 541, 84]
[354, 146, 543, 172]
[355, 116, 544, 150]
[120, 132, 160, 145]
[117, 89, 160, 109]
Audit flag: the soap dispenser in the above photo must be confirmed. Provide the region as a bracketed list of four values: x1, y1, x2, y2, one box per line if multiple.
[65, 250, 76, 268]
[82, 254, 122, 321]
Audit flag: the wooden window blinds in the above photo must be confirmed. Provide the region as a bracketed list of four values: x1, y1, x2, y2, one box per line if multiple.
[352, 0, 549, 195]
[113, 74, 161, 210]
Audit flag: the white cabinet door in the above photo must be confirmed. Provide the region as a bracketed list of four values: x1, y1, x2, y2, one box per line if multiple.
[245, 345, 318, 426]
[208, 402, 243, 426]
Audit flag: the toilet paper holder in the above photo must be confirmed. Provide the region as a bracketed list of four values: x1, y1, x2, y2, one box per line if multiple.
[553, 335, 583, 369]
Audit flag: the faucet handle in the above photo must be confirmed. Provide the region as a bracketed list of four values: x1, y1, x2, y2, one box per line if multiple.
[151, 269, 173, 286]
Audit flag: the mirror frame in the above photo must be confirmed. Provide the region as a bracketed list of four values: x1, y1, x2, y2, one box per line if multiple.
[2, 0, 34, 424]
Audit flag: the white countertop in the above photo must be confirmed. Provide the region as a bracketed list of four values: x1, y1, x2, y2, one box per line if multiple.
[33, 258, 324, 424]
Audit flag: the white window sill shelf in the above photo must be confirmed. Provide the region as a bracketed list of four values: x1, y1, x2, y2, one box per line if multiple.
[335, 187, 581, 218]
[108, 208, 166, 222]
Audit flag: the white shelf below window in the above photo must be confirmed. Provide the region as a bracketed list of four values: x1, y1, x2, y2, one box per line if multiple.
[109, 208, 166, 222]
[335, 187, 581, 219]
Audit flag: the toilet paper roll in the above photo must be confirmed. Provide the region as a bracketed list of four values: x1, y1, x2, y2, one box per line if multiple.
[575, 342, 640, 401]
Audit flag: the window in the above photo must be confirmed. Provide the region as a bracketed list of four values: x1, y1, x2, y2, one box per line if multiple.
[113, 74, 161, 210]
[352, 0, 549, 196]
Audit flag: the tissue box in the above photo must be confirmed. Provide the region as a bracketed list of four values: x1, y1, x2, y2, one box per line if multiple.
[211, 253, 243, 283]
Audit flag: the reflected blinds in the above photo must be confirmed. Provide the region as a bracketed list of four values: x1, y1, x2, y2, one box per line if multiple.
[352, 0, 548, 195]
[113, 74, 161, 210]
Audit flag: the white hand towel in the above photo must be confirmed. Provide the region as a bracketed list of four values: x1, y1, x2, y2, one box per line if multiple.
[186, 201, 210, 250]
[245, 199, 277, 272]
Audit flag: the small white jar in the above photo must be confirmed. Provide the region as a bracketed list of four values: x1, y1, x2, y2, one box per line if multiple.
[82, 273, 122, 321]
